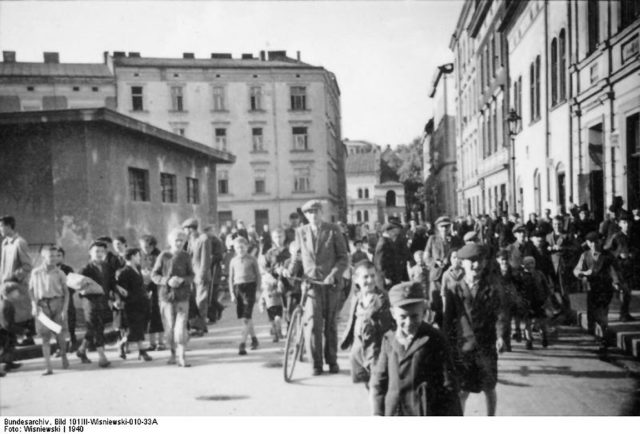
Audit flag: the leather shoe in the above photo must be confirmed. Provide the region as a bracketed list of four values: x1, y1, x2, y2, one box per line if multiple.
[329, 364, 340, 374]
[312, 367, 323, 376]
[5, 361, 22, 371]
[619, 314, 636, 322]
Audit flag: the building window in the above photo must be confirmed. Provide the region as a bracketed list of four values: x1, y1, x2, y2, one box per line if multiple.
[186, 177, 199, 204]
[250, 86, 262, 111]
[254, 171, 266, 194]
[218, 211, 232, 226]
[492, 105, 498, 153]
[252, 127, 264, 152]
[72, 86, 80, 92]
[364, 210, 369, 221]
[386, 190, 396, 207]
[293, 167, 311, 192]
[160, 173, 177, 203]
[550, 38, 558, 106]
[530, 56, 541, 122]
[131, 86, 144, 111]
[171, 86, 184, 111]
[489, 35, 495, 78]
[364, 188, 369, 199]
[587, 0, 600, 55]
[128, 167, 149, 202]
[213, 86, 225, 111]
[290, 86, 307, 110]
[218, 170, 229, 194]
[515, 76, 523, 130]
[92, 86, 99, 92]
[27, 86, 34, 92]
[621, 0, 640, 30]
[358, 188, 363, 199]
[215, 128, 227, 151]
[356, 211, 362, 222]
[292, 126, 309, 151]
[559, 29, 566, 101]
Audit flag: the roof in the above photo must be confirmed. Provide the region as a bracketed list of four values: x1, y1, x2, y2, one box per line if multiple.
[0, 108, 234, 164]
[113, 56, 321, 70]
[346, 151, 377, 175]
[0, 62, 112, 78]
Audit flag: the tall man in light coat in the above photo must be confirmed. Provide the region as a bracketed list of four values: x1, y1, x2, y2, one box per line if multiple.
[182, 218, 212, 336]
[285, 200, 349, 376]
[0, 216, 33, 346]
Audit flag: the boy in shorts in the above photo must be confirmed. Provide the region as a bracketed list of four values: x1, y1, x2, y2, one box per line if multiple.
[259, 274, 284, 342]
[340, 260, 393, 386]
[229, 237, 262, 355]
[28, 245, 70, 375]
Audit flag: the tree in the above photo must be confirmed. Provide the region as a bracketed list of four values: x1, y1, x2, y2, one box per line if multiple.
[395, 136, 425, 221]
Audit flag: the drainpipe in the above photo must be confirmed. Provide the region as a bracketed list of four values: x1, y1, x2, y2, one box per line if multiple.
[544, 0, 551, 204]
[567, 0, 574, 205]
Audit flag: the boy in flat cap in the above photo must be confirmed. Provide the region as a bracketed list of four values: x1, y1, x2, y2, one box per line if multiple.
[574, 232, 620, 354]
[369, 281, 461, 416]
[340, 260, 394, 386]
[442, 243, 505, 416]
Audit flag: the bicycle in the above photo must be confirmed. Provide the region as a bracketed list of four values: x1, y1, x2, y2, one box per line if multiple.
[282, 277, 331, 383]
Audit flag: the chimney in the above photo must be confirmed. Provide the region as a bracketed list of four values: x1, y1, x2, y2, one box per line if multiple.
[2, 51, 16, 63]
[241, 53, 254, 59]
[259, 50, 266, 61]
[43, 52, 59, 64]
[183, 52, 195, 59]
[267, 50, 287, 61]
[113, 51, 126, 58]
[296, 51, 301, 61]
[210, 53, 232, 59]
[128, 52, 141, 58]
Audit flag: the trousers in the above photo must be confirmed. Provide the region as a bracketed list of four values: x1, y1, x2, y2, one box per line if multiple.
[160, 300, 189, 349]
[81, 295, 107, 348]
[193, 281, 210, 331]
[303, 283, 339, 369]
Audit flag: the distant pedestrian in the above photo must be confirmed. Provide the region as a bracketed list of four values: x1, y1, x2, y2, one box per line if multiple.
[408, 250, 429, 299]
[77, 241, 114, 368]
[351, 239, 369, 265]
[151, 229, 195, 367]
[116, 248, 152, 362]
[607, 212, 637, 322]
[519, 256, 552, 350]
[0, 284, 27, 376]
[229, 236, 261, 355]
[54, 247, 77, 355]
[29, 245, 70, 375]
[374, 220, 405, 290]
[139, 235, 165, 351]
[259, 274, 284, 343]
[182, 218, 212, 336]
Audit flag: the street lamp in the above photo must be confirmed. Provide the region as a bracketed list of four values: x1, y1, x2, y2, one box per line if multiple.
[506, 108, 521, 215]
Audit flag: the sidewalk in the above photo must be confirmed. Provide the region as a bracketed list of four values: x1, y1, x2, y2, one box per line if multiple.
[570, 290, 640, 360]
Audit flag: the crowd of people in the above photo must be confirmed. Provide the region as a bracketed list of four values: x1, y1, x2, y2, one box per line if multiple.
[0, 195, 637, 416]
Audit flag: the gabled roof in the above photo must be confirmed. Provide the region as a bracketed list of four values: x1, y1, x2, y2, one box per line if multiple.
[0, 63, 112, 78]
[0, 108, 235, 164]
[346, 151, 377, 175]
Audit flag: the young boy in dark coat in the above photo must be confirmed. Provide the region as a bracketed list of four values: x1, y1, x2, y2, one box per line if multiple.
[369, 282, 461, 416]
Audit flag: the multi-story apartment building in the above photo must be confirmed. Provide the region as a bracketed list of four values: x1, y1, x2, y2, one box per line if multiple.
[451, 0, 511, 217]
[424, 63, 457, 222]
[568, 0, 640, 218]
[111, 50, 346, 228]
[0, 51, 115, 111]
[501, 0, 572, 218]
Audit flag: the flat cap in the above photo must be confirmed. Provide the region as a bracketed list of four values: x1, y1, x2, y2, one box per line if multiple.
[388, 282, 425, 307]
[512, 223, 525, 233]
[382, 221, 402, 232]
[456, 243, 488, 261]
[463, 231, 479, 242]
[585, 231, 600, 242]
[435, 216, 452, 226]
[301, 200, 323, 212]
[181, 217, 199, 229]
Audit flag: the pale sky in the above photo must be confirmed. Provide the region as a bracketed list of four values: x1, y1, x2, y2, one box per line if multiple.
[0, 0, 462, 146]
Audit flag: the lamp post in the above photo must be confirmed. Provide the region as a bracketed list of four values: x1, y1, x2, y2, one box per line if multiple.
[506, 108, 521, 215]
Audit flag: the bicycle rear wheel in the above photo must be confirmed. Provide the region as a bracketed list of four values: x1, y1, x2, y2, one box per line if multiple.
[283, 308, 304, 383]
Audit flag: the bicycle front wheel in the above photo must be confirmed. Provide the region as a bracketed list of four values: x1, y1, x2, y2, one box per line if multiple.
[283, 308, 304, 383]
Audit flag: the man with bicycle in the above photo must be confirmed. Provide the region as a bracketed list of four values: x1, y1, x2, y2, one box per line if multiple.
[284, 200, 349, 376]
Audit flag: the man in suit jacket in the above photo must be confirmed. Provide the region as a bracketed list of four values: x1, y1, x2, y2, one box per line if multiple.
[424, 216, 462, 328]
[183, 218, 212, 335]
[286, 200, 348, 376]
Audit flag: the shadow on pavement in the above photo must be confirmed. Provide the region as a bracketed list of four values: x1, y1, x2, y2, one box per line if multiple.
[195, 395, 250, 401]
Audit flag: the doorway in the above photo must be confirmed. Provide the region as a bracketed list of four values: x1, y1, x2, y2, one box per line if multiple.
[627, 113, 640, 211]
